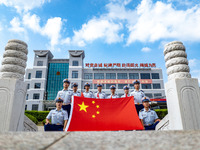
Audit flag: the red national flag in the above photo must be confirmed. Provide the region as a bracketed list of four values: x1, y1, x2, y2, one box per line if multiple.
[65, 96, 143, 131]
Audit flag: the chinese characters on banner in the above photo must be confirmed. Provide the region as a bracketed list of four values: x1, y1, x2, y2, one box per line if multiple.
[92, 79, 152, 84]
[85, 63, 156, 68]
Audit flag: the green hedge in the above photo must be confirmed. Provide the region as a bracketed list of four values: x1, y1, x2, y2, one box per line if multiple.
[25, 111, 49, 122]
[25, 109, 168, 122]
[155, 109, 168, 119]
[25, 113, 39, 124]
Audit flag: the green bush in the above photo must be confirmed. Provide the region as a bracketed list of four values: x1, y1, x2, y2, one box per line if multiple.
[25, 113, 39, 124]
[42, 118, 51, 125]
[154, 109, 168, 119]
[25, 109, 168, 123]
[25, 111, 49, 122]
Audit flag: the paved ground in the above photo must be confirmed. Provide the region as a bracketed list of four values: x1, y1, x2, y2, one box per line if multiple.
[0, 130, 200, 150]
[37, 126, 44, 132]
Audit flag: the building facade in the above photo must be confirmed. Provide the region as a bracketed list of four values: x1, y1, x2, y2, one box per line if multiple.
[25, 50, 165, 111]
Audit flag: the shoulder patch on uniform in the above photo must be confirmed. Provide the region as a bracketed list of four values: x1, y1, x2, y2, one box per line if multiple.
[140, 108, 144, 112]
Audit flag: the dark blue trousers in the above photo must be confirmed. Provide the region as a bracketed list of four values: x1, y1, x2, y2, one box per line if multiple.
[44, 124, 63, 131]
[62, 104, 71, 118]
[144, 121, 160, 130]
[135, 104, 144, 115]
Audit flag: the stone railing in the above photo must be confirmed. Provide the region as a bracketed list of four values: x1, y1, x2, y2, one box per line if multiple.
[24, 116, 38, 132]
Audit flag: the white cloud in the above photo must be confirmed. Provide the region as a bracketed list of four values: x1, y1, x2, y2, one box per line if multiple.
[67, 0, 200, 47]
[127, 0, 200, 45]
[141, 47, 151, 52]
[0, 23, 2, 31]
[9, 17, 25, 33]
[22, 13, 62, 50]
[70, 18, 123, 47]
[189, 59, 198, 68]
[0, 0, 50, 13]
[189, 58, 200, 85]
[167, 0, 194, 7]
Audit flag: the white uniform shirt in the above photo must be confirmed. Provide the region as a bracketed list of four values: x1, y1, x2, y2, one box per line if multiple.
[56, 89, 73, 104]
[107, 93, 119, 98]
[83, 91, 94, 98]
[121, 93, 131, 98]
[46, 108, 68, 125]
[139, 108, 158, 126]
[72, 91, 81, 97]
[94, 91, 106, 99]
[130, 90, 145, 104]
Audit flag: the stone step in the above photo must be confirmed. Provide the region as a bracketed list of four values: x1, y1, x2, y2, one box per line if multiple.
[0, 131, 199, 150]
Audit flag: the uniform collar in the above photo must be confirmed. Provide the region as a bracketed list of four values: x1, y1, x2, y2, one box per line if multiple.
[62, 89, 68, 91]
[144, 108, 151, 112]
[55, 108, 63, 111]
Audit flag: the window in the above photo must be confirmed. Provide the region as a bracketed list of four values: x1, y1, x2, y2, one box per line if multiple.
[72, 61, 79, 66]
[145, 93, 153, 98]
[130, 84, 135, 89]
[72, 71, 78, 78]
[35, 71, 42, 78]
[106, 73, 116, 79]
[129, 73, 139, 79]
[34, 83, 41, 89]
[37, 61, 43, 66]
[117, 73, 128, 79]
[152, 73, 160, 79]
[32, 104, 39, 111]
[46, 63, 69, 100]
[27, 84, 30, 89]
[142, 84, 152, 89]
[84, 73, 93, 79]
[94, 73, 104, 79]
[28, 73, 31, 79]
[106, 84, 116, 89]
[118, 84, 127, 89]
[141, 73, 150, 79]
[33, 93, 40, 99]
[25, 105, 27, 110]
[153, 83, 161, 89]
[26, 94, 29, 100]
[94, 84, 104, 89]
[154, 93, 162, 98]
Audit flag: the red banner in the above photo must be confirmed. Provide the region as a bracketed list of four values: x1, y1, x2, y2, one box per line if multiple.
[93, 79, 152, 84]
[66, 96, 143, 131]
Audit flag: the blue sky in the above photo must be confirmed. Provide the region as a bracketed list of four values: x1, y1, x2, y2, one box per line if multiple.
[0, 0, 200, 84]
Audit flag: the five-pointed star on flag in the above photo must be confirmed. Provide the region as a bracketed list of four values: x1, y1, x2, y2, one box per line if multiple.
[78, 102, 89, 112]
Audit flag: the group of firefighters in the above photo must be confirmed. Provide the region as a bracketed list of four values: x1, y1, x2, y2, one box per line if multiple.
[44, 79, 160, 131]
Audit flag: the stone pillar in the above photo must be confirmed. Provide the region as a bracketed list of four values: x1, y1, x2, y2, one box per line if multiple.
[0, 39, 28, 131]
[164, 41, 200, 130]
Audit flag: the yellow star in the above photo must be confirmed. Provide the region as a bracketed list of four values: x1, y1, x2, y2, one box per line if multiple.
[96, 111, 100, 114]
[96, 105, 99, 108]
[78, 102, 89, 112]
[92, 101, 95, 104]
[92, 115, 96, 118]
